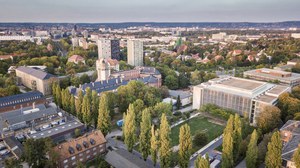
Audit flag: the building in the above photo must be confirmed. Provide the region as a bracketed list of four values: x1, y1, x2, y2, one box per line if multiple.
[0, 35, 32, 41]
[168, 90, 192, 106]
[192, 77, 290, 125]
[96, 58, 120, 81]
[280, 120, 300, 168]
[68, 55, 85, 64]
[97, 38, 120, 59]
[291, 33, 300, 39]
[53, 130, 107, 168]
[127, 39, 143, 66]
[0, 91, 46, 113]
[244, 68, 300, 87]
[3, 136, 24, 159]
[71, 37, 79, 47]
[287, 58, 300, 66]
[78, 37, 88, 49]
[211, 32, 227, 41]
[16, 66, 58, 95]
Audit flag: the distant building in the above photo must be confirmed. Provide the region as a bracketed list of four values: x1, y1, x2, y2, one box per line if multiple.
[280, 120, 300, 168]
[0, 35, 32, 41]
[71, 37, 79, 47]
[16, 66, 58, 95]
[97, 38, 120, 60]
[291, 33, 300, 39]
[96, 58, 111, 81]
[68, 55, 85, 64]
[82, 30, 89, 38]
[168, 90, 192, 106]
[78, 37, 88, 49]
[211, 32, 227, 41]
[53, 130, 107, 168]
[244, 68, 300, 87]
[0, 91, 46, 113]
[287, 58, 300, 66]
[192, 77, 290, 125]
[127, 39, 143, 66]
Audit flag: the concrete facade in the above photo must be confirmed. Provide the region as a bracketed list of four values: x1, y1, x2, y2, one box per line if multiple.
[127, 39, 143, 66]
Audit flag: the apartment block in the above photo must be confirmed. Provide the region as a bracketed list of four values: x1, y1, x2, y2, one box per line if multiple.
[127, 39, 143, 66]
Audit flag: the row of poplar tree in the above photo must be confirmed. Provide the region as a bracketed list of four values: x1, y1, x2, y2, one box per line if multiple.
[220, 114, 300, 168]
[52, 82, 113, 135]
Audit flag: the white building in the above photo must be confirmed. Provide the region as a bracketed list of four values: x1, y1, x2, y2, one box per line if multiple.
[211, 32, 227, 41]
[0, 36, 33, 41]
[127, 39, 143, 66]
[98, 38, 112, 59]
[192, 76, 290, 125]
[291, 33, 300, 39]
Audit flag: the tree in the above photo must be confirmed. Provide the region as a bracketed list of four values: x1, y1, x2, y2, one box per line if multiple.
[193, 131, 208, 147]
[246, 129, 258, 168]
[70, 96, 76, 115]
[265, 131, 282, 168]
[74, 128, 81, 138]
[222, 115, 234, 168]
[233, 114, 242, 162]
[75, 90, 83, 120]
[91, 90, 99, 127]
[139, 108, 152, 160]
[179, 124, 192, 168]
[124, 104, 136, 152]
[194, 156, 210, 168]
[256, 105, 281, 133]
[4, 158, 22, 168]
[164, 75, 179, 90]
[159, 113, 171, 168]
[176, 95, 182, 110]
[23, 138, 53, 168]
[82, 94, 91, 125]
[55, 84, 62, 107]
[292, 145, 300, 168]
[133, 99, 145, 125]
[152, 102, 172, 118]
[150, 125, 158, 166]
[79, 74, 90, 83]
[97, 94, 111, 136]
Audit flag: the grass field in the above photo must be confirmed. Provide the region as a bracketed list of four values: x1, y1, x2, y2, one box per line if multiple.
[170, 116, 224, 147]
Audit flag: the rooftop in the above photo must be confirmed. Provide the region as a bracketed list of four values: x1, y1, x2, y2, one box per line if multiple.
[219, 77, 264, 91]
[0, 91, 44, 108]
[53, 130, 106, 160]
[3, 136, 24, 159]
[30, 120, 84, 139]
[244, 68, 300, 82]
[16, 66, 56, 80]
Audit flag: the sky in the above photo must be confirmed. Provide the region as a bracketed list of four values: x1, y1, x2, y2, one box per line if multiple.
[0, 0, 299, 23]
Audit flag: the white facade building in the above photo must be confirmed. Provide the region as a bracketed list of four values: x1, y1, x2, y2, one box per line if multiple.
[127, 39, 143, 66]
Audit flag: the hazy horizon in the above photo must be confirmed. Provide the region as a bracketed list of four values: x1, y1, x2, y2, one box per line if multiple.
[0, 0, 299, 23]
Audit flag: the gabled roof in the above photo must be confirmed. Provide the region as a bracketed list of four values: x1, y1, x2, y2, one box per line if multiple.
[0, 91, 44, 108]
[16, 66, 55, 80]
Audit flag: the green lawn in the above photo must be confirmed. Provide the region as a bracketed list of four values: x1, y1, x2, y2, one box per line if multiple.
[170, 116, 224, 147]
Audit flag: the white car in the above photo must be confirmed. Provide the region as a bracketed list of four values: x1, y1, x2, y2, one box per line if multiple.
[0, 149, 10, 156]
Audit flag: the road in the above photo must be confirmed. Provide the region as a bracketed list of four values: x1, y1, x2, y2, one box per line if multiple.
[189, 135, 223, 168]
[106, 131, 159, 168]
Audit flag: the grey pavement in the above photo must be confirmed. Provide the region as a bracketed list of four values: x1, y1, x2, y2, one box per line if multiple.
[189, 135, 223, 168]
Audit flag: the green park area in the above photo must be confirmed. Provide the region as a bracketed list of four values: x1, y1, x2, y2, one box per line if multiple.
[170, 116, 224, 148]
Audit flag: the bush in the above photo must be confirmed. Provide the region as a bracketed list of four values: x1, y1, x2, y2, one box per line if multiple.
[193, 131, 208, 147]
[200, 104, 235, 120]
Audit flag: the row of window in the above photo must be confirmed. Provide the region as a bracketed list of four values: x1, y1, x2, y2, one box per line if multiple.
[0, 96, 41, 107]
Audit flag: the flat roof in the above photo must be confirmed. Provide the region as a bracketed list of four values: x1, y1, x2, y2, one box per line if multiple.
[30, 121, 84, 139]
[220, 78, 264, 91]
[267, 85, 290, 95]
[255, 95, 277, 104]
[244, 68, 300, 82]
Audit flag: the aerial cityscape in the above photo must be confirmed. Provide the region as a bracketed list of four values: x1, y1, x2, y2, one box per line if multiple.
[0, 0, 300, 168]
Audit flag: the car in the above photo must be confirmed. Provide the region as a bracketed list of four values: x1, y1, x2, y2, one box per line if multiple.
[0, 149, 10, 156]
[0, 143, 6, 150]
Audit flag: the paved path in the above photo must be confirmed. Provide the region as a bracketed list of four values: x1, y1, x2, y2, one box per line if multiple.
[189, 135, 223, 168]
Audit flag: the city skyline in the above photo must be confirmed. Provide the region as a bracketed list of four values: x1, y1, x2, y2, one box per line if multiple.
[0, 0, 299, 23]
